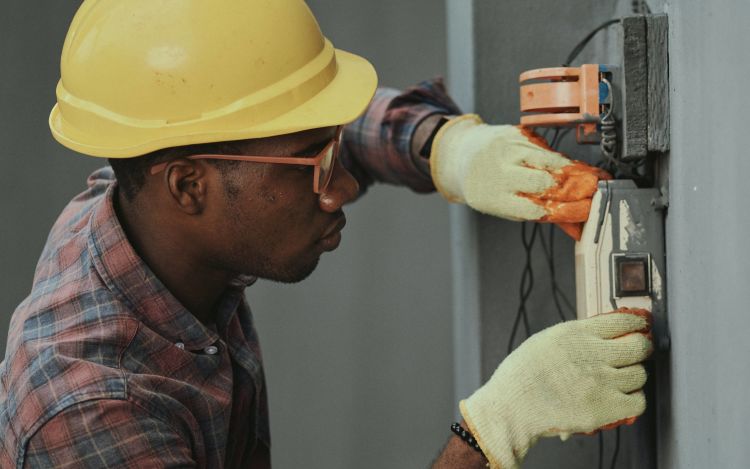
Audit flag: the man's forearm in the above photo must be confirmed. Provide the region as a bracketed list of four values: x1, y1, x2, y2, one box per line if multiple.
[431, 433, 488, 469]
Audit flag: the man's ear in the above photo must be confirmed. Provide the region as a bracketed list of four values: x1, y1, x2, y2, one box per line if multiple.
[161, 159, 210, 215]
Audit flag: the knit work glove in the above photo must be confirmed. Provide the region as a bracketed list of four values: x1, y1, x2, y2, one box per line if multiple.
[460, 309, 652, 469]
[430, 114, 611, 240]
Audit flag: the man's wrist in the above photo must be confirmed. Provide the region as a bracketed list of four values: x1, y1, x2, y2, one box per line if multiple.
[411, 114, 455, 159]
[432, 433, 489, 469]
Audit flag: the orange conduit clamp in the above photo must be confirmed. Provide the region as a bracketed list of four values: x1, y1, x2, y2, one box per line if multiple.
[519, 64, 611, 144]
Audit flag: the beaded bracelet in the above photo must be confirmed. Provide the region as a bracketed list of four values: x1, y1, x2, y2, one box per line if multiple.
[450, 422, 485, 455]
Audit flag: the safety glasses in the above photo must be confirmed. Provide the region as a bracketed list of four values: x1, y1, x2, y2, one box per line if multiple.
[150, 126, 343, 194]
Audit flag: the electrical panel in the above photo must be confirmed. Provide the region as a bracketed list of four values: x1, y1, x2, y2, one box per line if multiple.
[516, 13, 670, 469]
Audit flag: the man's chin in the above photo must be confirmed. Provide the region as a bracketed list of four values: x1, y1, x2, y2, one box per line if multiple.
[256, 257, 320, 284]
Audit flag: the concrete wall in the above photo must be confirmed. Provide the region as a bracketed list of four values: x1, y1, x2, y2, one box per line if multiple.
[0, 1, 454, 468]
[664, 0, 750, 466]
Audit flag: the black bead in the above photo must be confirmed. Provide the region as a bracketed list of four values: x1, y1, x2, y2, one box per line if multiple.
[450, 422, 485, 456]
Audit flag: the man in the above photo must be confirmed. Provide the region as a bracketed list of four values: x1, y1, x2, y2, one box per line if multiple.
[0, 1, 652, 468]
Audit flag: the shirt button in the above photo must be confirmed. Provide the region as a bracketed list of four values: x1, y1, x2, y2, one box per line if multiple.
[175, 342, 185, 350]
[204, 345, 218, 355]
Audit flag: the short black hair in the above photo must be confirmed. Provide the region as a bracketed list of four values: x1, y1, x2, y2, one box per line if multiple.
[109, 140, 243, 202]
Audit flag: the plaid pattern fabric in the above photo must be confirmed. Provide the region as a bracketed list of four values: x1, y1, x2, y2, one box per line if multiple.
[0, 169, 270, 468]
[0, 79, 460, 468]
[341, 77, 462, 194]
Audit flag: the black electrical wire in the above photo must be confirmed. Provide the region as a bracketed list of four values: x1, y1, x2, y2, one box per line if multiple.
[505, 128, 574, 352]
[548, 128, 572, 160]
[538, 226, 575, 322]
[599, 146, 648, 180]
[548, 127, 561, 148]
[610, 428, 621, 469]
[632, 0, 652, 14]
[548, 228, 575, 318]
[538, 228, 568, 322]
[506, 222, 539, 355]
[562, 19, 620, 67]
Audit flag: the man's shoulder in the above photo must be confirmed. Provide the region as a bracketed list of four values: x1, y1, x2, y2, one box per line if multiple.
[0, 295, 139, 423]
[24, 166, 113, 306]
[0, 166, 135, 465]
[5, 164, 132, 380]
[34, 166, 115, 276]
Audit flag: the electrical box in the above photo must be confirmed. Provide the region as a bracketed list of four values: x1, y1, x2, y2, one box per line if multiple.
[575, 180, 669, 350]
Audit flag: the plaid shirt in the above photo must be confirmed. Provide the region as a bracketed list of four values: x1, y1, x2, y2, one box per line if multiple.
[0, 78, 460, 469]
[342, 78, 460, 194]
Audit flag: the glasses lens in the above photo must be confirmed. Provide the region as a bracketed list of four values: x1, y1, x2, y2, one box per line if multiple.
[317, 142, 335, 191]
[317, 130, 342, 192]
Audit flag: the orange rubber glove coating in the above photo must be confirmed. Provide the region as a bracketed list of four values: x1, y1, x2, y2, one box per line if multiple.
[518, 128, 612, 241]
[430, 116, 611, 239]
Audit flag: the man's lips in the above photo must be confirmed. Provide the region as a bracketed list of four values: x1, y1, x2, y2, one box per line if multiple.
[317, 215, 346, 252]
[320, 215, 347, 241]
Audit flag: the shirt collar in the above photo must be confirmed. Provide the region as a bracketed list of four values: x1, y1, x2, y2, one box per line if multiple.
[87, 183, 254, 351]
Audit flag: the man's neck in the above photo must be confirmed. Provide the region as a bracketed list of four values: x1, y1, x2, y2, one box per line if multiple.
[113, 189, 233, 325]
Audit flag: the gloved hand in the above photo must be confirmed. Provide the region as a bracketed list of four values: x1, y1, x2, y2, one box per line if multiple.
[430, 114, 611, 240]
[461, 309, 652, 469]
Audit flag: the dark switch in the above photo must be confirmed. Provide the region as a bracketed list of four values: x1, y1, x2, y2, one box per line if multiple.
[614, 254, 650, 297]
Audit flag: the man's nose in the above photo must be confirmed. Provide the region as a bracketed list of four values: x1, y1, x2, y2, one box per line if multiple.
[318, 159, 359, 212]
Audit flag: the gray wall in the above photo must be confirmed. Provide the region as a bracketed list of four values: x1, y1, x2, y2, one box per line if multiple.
[251, 2, 455, 467]
[0, 1, 454, 468]
[0, 2, 103, 352]
[664, 0, 750, 466]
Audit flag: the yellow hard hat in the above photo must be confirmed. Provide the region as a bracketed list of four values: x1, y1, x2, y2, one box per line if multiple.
[49, 0, 378, 158]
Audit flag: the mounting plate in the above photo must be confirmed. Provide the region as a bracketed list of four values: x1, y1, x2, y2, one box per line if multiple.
[614, 14, 670, 161]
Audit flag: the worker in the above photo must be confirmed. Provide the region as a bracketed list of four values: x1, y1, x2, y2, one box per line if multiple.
[0, 1, 652, 468]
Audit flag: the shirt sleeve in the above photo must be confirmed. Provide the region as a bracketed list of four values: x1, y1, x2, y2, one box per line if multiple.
[23, 399, 196, 469]
[340, 77, 462, 195]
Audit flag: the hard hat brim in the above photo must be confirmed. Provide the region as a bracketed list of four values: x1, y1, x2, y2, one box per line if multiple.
[49, 48, 378, 158]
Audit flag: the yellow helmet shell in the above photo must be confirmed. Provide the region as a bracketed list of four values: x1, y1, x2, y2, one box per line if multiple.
[49, 0, 378, 158]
